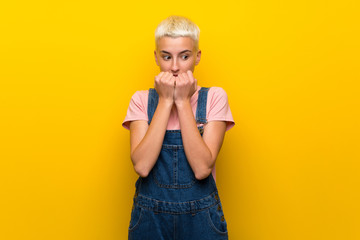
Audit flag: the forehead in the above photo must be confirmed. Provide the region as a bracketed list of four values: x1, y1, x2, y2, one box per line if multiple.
[157, 36, 195, 52]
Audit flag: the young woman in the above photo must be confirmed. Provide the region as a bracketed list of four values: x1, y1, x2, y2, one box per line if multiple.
[122, 15, 235, 240]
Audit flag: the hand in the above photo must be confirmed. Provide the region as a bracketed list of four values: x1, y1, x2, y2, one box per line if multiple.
[174, 70, 197, 106]
[154, 72, 176, 104]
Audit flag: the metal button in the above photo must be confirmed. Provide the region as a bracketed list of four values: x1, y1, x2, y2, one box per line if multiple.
[221, 215, 225, 222]
[217, 205, 221, 211]
[199, 128, 204, 134]
[214, 194, 219, 200]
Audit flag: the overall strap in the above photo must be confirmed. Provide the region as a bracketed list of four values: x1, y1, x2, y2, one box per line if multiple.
[196, 87, 210, 124]
[147, 88, 159, 125]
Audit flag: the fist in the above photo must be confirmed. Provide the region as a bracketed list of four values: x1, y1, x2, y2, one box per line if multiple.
[154, 72, 176, 102]
[174, 70, 197, 104]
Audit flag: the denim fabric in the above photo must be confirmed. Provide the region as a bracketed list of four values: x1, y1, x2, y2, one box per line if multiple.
[196, 87, 209, 124]
[129, 87, 228, 240]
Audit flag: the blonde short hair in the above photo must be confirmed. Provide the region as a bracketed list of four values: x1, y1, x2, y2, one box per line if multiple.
[155, 15, 200, 51]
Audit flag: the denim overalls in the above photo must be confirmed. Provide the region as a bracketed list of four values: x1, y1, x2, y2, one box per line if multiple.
[128, 87, 229, 240]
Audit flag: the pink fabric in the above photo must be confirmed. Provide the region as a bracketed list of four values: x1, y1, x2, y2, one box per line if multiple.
[122, 86, 235, 181]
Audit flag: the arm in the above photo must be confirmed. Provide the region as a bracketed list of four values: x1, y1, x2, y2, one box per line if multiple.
[177, 101, 226, 180]
[175, 70, 227, 180]
[129, 72, 175, 177]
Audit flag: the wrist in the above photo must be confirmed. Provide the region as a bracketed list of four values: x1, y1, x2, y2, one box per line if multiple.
[175, 99, 191, 109]
[158, 97, 174, 108]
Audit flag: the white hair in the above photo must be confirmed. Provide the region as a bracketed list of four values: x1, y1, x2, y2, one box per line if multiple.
[155, 15, 200, 51]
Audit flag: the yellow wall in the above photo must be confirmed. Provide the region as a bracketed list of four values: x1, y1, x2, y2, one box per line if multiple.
[1, 1, 359, 239]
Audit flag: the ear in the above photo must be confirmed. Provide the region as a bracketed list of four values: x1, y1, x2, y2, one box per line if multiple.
[154, 50, 159, 66]
[195, 50, 201, 66]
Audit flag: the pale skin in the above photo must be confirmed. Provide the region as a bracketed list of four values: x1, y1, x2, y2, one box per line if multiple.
[129, 36, 227, 180]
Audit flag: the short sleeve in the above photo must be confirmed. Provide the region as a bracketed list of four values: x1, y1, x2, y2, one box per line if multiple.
[122, 90, 149, 130]
[206, 87, 235, 131]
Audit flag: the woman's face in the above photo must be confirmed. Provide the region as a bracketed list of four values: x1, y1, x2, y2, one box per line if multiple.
[154, 36, 201, 77]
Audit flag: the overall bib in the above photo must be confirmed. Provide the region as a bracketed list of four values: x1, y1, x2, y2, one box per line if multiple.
[128, 87, 229, 240]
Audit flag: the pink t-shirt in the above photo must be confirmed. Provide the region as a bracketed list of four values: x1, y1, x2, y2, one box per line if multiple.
[122, 85, 235, 180]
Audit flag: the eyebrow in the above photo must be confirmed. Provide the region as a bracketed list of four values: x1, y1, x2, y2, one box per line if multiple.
[160, 50, 192, 54]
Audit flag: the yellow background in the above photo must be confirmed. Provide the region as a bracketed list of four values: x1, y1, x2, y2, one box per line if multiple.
[1, 0, 359, 239]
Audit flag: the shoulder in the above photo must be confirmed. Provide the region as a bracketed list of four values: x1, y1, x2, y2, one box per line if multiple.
[129, 89, 149, 105]
[207, 87, 229, 104]
[122, 90, 149, 130]
[208, 86, 225, 91]
[131, 89, 149, 100]
[127, 89, 150, 113]
[205, 87, 235, 131]
[208, 86, 227, 95]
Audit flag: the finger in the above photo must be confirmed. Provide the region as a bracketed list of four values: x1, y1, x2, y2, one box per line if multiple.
[165, 73, 173, 86]
[173, 77, 177, 87]
[183, 72, 190, 81]
[155, 72, 165, 88]
[158, 72, 168, 85]
[176, 74, 185, 86]
[170, 75, 176, 82]
[158, 71, 165, 78]
[164, 72, 173, 83]
[156, 71, 165, 81]
[165, 75, 173, 87]
[187, 71, 196, 89]
[186, 70, 194, 81]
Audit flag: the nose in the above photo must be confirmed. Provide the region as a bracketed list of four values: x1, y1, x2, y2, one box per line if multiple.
[171, 59, 179, 73]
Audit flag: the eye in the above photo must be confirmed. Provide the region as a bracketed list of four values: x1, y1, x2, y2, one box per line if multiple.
[181, 55, 189, 60]
[162, 55, 171, 60]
